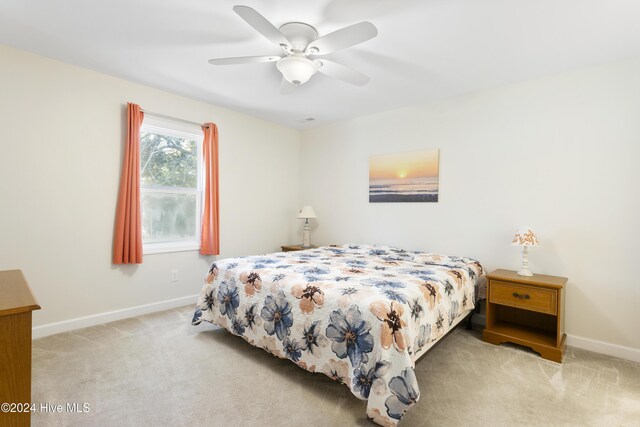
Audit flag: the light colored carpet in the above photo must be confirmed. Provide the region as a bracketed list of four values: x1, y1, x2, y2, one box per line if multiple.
[32, 305, 640, 427]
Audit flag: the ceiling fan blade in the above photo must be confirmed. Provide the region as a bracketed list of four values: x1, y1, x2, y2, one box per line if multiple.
[280, 78, 298, 95]
[307, 22, 377, 55]
[233, 5, 291, 48]
[208, 55, 281, 65]
[316, 59, 370, 86]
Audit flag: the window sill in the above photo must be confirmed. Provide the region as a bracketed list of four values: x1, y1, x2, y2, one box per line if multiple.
[144, 243, 200, 255]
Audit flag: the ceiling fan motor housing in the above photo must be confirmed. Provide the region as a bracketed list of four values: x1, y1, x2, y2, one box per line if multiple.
[279, 22, 318, 53]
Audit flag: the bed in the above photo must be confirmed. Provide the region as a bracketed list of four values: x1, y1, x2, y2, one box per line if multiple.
[192, 244, 485, 426]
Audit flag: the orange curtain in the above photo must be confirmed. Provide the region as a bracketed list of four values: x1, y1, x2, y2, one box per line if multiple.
[113, 103, 144, 264]
[200, 123, 220, 255]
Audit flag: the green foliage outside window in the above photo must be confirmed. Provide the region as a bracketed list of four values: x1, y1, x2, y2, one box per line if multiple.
[141, 132, 197, 188]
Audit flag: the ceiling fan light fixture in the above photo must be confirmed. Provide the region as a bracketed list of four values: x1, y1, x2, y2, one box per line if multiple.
[276, 55, 318, 86]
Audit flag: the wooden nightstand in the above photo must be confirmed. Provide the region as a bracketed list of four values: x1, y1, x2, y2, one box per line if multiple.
[280, 245, 316, 252]
[483, 269, 567, 362]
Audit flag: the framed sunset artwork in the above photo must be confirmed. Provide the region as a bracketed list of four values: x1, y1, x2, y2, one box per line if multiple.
[369, 149, 439, 203]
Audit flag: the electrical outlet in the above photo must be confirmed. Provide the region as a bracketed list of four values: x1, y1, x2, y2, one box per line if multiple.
[170, 269, 178, 282]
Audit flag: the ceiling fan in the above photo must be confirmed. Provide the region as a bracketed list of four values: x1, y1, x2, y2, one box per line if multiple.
[208, 5, 378, 93]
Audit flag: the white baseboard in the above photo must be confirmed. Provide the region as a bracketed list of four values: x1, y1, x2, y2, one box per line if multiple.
[469, 313, 640, 363]
[32, 294, 199, 339]
[566, 334, 640, 364]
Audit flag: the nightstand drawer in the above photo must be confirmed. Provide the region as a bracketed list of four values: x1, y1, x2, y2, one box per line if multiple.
[489, 281, 557, 315]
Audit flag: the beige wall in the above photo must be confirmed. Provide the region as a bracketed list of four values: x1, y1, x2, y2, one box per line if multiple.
[0, 45, 300, 327]
[300, 58, 640, 351]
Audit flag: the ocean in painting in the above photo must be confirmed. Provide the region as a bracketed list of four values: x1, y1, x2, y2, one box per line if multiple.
[369, 176, 439, 203]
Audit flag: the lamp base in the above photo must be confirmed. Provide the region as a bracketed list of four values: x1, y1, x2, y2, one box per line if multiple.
[517, 246, 534, 276]
[301, 221, 311, 248]
[517, 268, 533, 277]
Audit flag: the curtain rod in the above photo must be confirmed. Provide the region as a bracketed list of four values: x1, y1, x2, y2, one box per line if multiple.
[141, 109, 209, 128]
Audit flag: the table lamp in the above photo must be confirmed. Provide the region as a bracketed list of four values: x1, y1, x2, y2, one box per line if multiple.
[298, 206, 317, 248]
[511, 228, 540, 276]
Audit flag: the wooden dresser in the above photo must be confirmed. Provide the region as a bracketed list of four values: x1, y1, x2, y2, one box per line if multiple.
[0, 270, 41, 427]
[483, 269, 567, 362]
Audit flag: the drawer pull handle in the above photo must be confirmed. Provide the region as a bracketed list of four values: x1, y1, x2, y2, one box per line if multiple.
[512, 292, 530, 300]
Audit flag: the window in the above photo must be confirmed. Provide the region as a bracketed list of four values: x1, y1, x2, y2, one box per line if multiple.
[140, 118, 203, 254]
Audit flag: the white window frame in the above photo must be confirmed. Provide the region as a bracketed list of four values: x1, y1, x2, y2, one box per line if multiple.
[140, 118, 203, 255]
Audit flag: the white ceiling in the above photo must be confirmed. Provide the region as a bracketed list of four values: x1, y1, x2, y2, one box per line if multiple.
[1, 0, 640, 129]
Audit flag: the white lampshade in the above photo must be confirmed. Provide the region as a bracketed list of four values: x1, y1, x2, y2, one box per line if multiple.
[298, 206, 317, 219]
[511, 228, 540, 247]
[276, 56, 318, 86]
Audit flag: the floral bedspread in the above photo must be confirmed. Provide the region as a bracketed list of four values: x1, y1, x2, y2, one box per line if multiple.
[192, 244, 484, 426]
